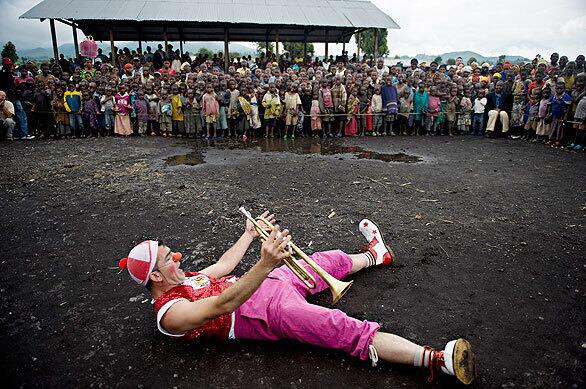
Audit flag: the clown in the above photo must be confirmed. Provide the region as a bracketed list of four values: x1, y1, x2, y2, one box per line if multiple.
[120, 211, 476, 384]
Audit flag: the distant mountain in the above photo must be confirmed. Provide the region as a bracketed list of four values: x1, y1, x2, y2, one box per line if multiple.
[16, 41, 257, 61]
[393, 51, 530, 65]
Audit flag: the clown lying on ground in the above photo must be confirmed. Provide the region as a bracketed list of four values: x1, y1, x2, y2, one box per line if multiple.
[119, 211, 476, 384]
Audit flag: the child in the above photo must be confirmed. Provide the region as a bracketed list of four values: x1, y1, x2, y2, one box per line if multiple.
[248, 86, 262, 137]
[318, 80, 335, 137]
[365, 89, 374, 135]
[134, 90, 149, 136]
[381, 78, 399, 135]
[237, 90, 252, 140]
[310, 93, 322, 138]
[457, 89, 472, 134]
[100, 87, 115, 136]
[472, 89, 487, 136]
[446, 88, 459, 136]
[81, 90, 99, 137]
[345, 87, 359, 137]
[158, 90, 172, 137]
[201, 83, 219, 139]
[114, 84, 133, 136]
[398, 88, 412, 135]
[357, 87, 369, 136]
[284, 83, 302, 139]
[183, 89, 199, 138]
[145, 85, 159, 136]
[262, 83, 281, 138]
[412, 83, 428, 136]
[426, 87, 441, 136]
[33, 85, 54, 139]
[547, 81, 572, 147]
[63, 82, 83, 137]
[52, 87, 70, 138]
[538, 88, 552, 144]
[371, 85, 383, 136]
[524, 88, 541, 141]
[216, 81, 230, 138]
[170, 85, 185, 137]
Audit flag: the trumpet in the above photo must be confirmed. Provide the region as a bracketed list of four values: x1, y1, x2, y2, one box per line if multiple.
[239, 207, 353, 304]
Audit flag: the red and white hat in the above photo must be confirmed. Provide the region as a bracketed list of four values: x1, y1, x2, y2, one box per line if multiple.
[119, 240, 159, 285]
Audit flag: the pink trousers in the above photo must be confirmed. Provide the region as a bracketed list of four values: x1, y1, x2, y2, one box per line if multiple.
[234, 250, 380, 361]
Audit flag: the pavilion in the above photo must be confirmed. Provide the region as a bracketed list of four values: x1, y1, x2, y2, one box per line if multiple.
[20, 0, 400, 69]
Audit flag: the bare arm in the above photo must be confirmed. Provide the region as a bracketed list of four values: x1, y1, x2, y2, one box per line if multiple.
[198, 232, 254, 278]
[161, 226, 291, 334]
[199, 211, 275, 278]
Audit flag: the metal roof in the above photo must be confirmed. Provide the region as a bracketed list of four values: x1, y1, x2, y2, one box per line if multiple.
[20, 0, 400, 43]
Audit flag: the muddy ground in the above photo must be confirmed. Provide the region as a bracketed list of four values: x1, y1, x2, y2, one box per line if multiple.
[0, 136, 584, 388]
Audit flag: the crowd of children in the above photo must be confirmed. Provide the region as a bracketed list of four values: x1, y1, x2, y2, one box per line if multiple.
[1, 49, 585, 150]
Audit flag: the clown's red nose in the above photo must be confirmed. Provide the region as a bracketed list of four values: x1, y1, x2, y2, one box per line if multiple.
[172, 252, 182, 262]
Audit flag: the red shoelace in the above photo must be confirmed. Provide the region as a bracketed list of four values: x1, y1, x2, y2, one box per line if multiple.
[423, 345, 445, 383]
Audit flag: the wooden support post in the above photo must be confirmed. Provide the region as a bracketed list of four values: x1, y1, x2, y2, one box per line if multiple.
[72, 25, 79, 60]
[265, 30, 269, 58]
[163, 26, 168, 59]
[50, 19, 59, 61]
[324, 30, 328, 61]
[138, 26, 142, 54]
[275, 29, 279, 59]
[224, 28, 229, 71]
[357, 32, 361, 60]
[374, 28, 379, 59]
[179, 27, 184, 56]
[109, 28, 116, 66]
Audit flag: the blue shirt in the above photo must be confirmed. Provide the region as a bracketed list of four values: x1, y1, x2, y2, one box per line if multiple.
[548, 92, 572, 119]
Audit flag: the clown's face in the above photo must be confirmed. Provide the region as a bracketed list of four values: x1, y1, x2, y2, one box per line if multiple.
[150, 245, 185, 287]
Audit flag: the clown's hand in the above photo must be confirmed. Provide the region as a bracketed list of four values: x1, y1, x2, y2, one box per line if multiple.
[245, 211, 276, 239]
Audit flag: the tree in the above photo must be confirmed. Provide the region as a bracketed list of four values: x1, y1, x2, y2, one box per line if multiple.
[256, 42, 275, 56]
[282, 42, 314, 58]
[358, 28, 389, 56]
[394, 54, 400, 59]
[467, 57, 478, 65]
[498, 54, 507, 63]
[1, 41, 18, 63]
[433, 56, 443, 64]
[197, 47, 214, 57]
[447, 58, 456, 65]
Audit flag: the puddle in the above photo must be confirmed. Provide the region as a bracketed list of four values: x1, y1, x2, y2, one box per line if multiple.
[164, 138, 422, 166]
[164, 151, 204, 166]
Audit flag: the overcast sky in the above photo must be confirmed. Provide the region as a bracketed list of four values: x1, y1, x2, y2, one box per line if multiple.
[1, 0, 585, 59]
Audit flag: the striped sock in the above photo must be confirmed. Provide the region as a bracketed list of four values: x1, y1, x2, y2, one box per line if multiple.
[414, 346, 435, 368]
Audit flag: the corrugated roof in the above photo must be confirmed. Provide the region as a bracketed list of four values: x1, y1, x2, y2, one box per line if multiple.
[20, 0, 400, 29]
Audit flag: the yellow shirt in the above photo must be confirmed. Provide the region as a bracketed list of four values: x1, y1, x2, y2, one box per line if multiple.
[171, 94, 184, 121]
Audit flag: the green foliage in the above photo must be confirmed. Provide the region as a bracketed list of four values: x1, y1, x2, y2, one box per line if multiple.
[282, 42, 314, 58]
[498, 54, 507, 63]
[467, 57, 478, 65]
[229, 52, 242, 59]
[433, 56, 443, 64]
[197, 47, 214, 57]
[447, 58, 456, 65]
[358, 28, 389, 56]
[2, 41, 18, 63]
[394, 54, 400, 59]
[256, 42, 275, 56]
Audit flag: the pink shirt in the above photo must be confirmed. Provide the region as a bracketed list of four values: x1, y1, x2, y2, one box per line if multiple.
[428, 95, 440, 116]
[115, 93, 131, 114]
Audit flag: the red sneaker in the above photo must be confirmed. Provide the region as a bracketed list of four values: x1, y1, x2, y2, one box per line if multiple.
[359, 219, 395, 266]
[426, 339, 476, 385]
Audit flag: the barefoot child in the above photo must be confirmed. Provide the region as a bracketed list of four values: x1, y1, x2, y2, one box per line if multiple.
[201, 83, 219, 139]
